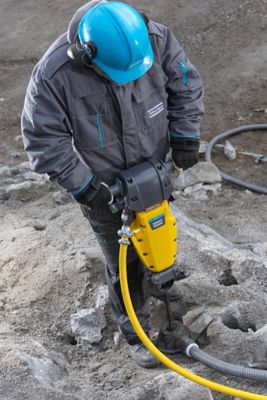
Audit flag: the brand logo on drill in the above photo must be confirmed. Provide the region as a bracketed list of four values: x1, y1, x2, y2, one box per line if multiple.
[149, 214, 165, 230]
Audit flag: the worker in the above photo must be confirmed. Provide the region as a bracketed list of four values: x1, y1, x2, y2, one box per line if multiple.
[21, 0, 204, 368]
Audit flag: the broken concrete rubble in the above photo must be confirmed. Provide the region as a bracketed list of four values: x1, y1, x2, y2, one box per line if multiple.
[0, 166, 12, 177]
[245, 324, 267, 370]
[174, 162, 222, 191]
[188, 312, 213, 339]
[10, 161, 31, 175]
[221, 302, 255, 332]
[17, 341, 68, 388]
[0, 161, 52, 201]
[70, 308, 107, 344]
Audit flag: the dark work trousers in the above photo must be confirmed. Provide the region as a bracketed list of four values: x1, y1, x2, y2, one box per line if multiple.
[81, 205, 150, 345]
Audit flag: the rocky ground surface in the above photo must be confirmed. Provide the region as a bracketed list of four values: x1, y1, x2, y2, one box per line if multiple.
[0, 0, 267, 399]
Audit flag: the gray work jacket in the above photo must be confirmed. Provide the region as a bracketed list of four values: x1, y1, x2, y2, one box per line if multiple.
[21, 19, 204, 194]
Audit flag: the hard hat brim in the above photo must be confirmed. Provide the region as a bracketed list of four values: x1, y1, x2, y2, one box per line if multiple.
[93, 44, 154, 84]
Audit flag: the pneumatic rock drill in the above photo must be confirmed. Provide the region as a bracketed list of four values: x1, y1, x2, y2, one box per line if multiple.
[108, 158, 267, 400]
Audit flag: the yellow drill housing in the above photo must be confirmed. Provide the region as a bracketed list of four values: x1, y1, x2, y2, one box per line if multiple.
[130, 200, 178, 273]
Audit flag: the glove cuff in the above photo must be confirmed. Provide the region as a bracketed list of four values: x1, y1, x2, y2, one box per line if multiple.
[74, 176, 101, 206]
[171, 137, 199, 151]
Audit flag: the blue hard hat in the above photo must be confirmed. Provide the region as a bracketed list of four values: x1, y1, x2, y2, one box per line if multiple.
[78, 1, 154, 84]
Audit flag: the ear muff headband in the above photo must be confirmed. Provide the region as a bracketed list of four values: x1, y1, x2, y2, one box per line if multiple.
[139, 11, 149, 26]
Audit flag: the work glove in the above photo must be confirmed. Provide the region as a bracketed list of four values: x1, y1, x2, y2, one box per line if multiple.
[74, 176, 112, 210]
[170, 136, 200, 170]
[171, 149, 199, 170]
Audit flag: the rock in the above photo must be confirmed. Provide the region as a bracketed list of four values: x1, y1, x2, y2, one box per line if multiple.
[245, 325, 267, 369]
[10, 161, 31, 175]
[23, 171, 48, 182]
[6, 179, 48, 194]
[182, 182, 222, 201]
[18, 353, 67, 387]
[183, 182, 203, 195]
[221, 302, 253, 332]
[6, 181, 39, 193]
[183, 183, 209, 200]
[95, 285, 109, 310]
[4, 175, 51, 201]
[70, 308, 107, 344]
[203, 182, 221, 193]
[188, 313, 213, 339]
[172, 207, 234, 250]
[0, 166, 12, 177]
[172, 207, 267, 270]
[17, 342, 68, 388]
[174, 162, 222, 190]
[224, 140, 236, 160]
[53, 190, 72, 205]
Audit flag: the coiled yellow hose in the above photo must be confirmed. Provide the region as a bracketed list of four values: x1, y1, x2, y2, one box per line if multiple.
[119, 242, 267, 400]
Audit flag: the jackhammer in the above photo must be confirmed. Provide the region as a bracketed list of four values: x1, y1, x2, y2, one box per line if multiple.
[107, 158, 267, 400]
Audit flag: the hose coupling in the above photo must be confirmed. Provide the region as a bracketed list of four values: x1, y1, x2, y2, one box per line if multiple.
[186, 343, 199, 358]
[118, 226, 133, 246]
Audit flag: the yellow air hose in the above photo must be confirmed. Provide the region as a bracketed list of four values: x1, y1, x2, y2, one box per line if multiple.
[119, 242, 267, 400]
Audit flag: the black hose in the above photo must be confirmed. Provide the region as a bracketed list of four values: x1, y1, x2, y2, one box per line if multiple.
[188, 345, 267, 382]
[205, 124, 267, 195]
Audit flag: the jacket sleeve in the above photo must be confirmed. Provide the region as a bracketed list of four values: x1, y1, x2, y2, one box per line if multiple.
[160, 27, 204, 150]
[21, 66, 93, 195]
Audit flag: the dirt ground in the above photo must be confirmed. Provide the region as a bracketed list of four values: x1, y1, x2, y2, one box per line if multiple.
[0, 0, 267, 399]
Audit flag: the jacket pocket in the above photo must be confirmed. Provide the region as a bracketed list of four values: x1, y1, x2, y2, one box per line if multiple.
[72, 112, 119, 150]
[71, 94, 119, 150]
